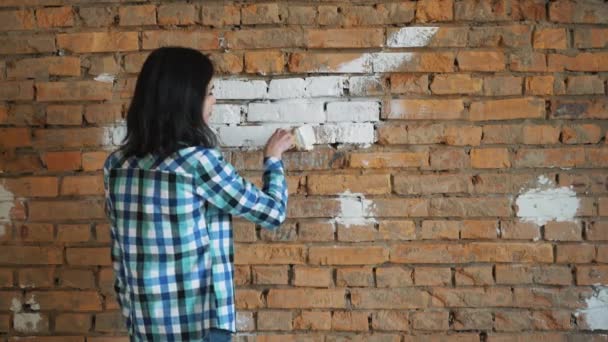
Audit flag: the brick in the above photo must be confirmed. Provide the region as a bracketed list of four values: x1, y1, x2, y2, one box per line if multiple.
[456, 0, 516, 20]
[416, 0, 453, 22]
[87, 55, 119, 76]
[494, 311, 533, 331]
[298, 222, 334, 242]
[336, 267, 373, 287]
[79, 7, 114, 27]
[574, 28, 608, 48]
[390, 74, 429, 94]
[338, 220, 415, 242]
[3, 177, 57, 197]
[431, 74, 482, 94]
[28, 290, 102, 311]
[59, 269, 95, 289]
[549, 0, 608, 23]
[453, 309, 493, 330]
[587, 221, 608, 241]
[34, 128, 107, 149]
[306, 28, 383, 48]
[9, 56, 80, 79]
[294, 311, 331, 331]
[36, 6, 73, 28]
[0, 81, 34, 100]
[55, 313, 91, 333]
[0, 35, 55, 55]
[309, 246, 388, 265]
[372, 310, 409, 331]
[252, 266, 288, 285]
[209, 52, 243, 74]
[267, 289, 345, 309]
[58, 32, 138, 53]
[18, 267, 53, 288]
[95, 312, 126, 332]
[28, 199, 105, 221]
[235, 244, 306, 265]
[66, 247, 111, 266]
[242, 3, 282, 24]
[469, 98, 545, 121]
[532, 310, 572, 330]
[57, 224, 91, 243]
[469, 25, 532, 47]
[576, 265, 608, 285]
[387, 99, 464, 120]
[119, 5, 156, 26]
[43, 151, 81, 171]
[201, 4, 240, 26]
[534, 28, 567, 49]
[375, 266, 413, 288]
[374, 52, 455, 72]
[421, 220, 459, 240]
[226, 28, 304, 50]
[158, 4, 196, 25]
[561, 124, 602, 144]
[430, 147, 469, 170]
[510, 51, 547, 72]
[483, 75, 522, 96]
[14, 223, 53, 242]
[244, 50, 283, 75]
[349, 151, 428, 169]
[415, 267, 452, 286]
[388, 27, 468, 47]
[351, 288, 429, 309]
[412, 311, 449, 331]
[0, 248, 60, 268]
[36, 81, 112, 102]
[457, 51, 505, 71]
[61, 175, 104, 196]
[287, 6, 316, 24]
[471, 148, 511, 169]
[85, 103, 122, 124]
[332, 311, 369, 332]
[566, 75, 604, 95]
[294, 267, 332, 287]
[432, 287, 512, 308]
[0, 10, 35, 30]
[514, 147, 585, 168]
[142, 31, 219, 50]
[257, 310, 293, 331]
[454, 266, 493, 286]
[548, 52, 608, 72]
[46, 105, 82, 126]
[307, 174, 390, 195]
[526, 76, 554, 95]
[461, 220, 498, 239]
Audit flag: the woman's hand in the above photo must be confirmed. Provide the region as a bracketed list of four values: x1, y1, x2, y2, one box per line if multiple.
[264, 129, 294, 159]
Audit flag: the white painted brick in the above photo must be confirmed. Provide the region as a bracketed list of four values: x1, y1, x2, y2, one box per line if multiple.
[248, 100, 325, 123]
[210, 104, 242, 124]
[218, 125, 288, 147]
[372, 53, 415, 73]
[348, 76, 384, 96]
[305, 76, 346, 97]
[387, 27, 439, 47]
[326, 101, 380, 122]
[213, 79, 267, 100]
[268, 78, 307, 99]
[335, 53, 373, 73]
[315, 123, 375, 145]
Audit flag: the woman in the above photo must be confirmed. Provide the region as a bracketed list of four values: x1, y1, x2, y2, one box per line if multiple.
[103, 47, 293, 341]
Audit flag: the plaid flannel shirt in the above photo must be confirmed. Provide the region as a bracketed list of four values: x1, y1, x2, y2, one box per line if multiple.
[103, 146, 287, 341]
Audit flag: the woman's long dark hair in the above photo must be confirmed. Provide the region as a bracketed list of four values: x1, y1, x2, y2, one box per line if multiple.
[120, 47, 218, 158]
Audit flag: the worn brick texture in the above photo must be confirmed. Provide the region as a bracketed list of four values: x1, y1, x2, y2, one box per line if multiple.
[0, 0, 607, 340]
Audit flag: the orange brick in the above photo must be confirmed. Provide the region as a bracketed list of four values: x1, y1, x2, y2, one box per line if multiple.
[0, 10, 34, 30]
[566, 75, 604, 95]
[574, 28, 608, 48]
[332, 311, 369, 331]
[46, 105, 82, 125]
[0, 35, 55, 55]
[43, 151, 82, 171]
[309, 246, 388, 265]
[415, 267, 452, 286]
[293, 311, 331, 330]
[244, 50, 284, 75]
[252, 266, 288, 285]
[3, 177, 58, 197]
[549, 0, 608, 24]
[412, 311, 449, 331]
[430, 147, 469, 170]
[387, 99, 465, 120]
[14, 223, 53, 242]
[561, 124, 602, 144]
[18, 267, 54, 288]
[58, 32, 138, 53]
[58, 269, 95, 289]
[469, 98, 545, 121]
[30, 291, 102, 311]
[457, 51, 505, 71]
[351, 288, 429, 309]
[36, 81, 112, 101]
[0, 246, 62, 265]
[57, 224, 91, 243]
[307, 174, 390, 195]
[119, 5, 156, 26]
[483, 75, 522, 96]
[0, 128, 31, 148]
[577, 266, 608, 285]
[267, 289, 345, 309]
[84, 103, 122, 124]
[298, 222, 335, 242]
[201, 4, 240, 26]
[336, 267, 374, 287]
[510, 51, 547, 72]
[226, 28, 303, 50]
[416, 0, 453, 22]
[514, 147, 585, 168]
[257, 310, 293, 331]
[420, 220, 460, 240]
[526, 76, 554, 95]
[8, 56, 80, 79]
[241, 3, 282, 25]
[455, 266, 494, 285]
[55, 313, 91, 333]
[376, 266, 413, 287]
[0, 80, 34, 100]
[471, 148, 511, 169]
[390, 74, 429, 94]
[28, 200, 105, 221]
[293, 266, 332, 287]
[33, 128, 107, 149]
[461, 220, 498, 239]
[66, 247, 111, 266]
[158, 4, 196, 25]
[544, 221, 582, 241]
[305, 28, 383, 48]
[142, 31, 220, 50]
[209, 52, 243, 74]
[431, 74, 482, 94]
[36, 6, 73, 28]
[61, 175, 104, 196]
[234, 244, 306, 265]
[548, 52, 608, 72]
[533, 28, 567, 49]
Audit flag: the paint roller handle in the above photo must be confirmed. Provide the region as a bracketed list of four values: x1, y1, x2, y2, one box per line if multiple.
[264, 128, 294, 160]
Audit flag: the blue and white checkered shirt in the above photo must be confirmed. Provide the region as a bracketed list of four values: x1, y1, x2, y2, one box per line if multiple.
[103, 146, 287, 340]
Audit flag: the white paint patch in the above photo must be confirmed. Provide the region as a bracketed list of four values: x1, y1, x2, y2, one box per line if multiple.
[372, 53, 416, 72]
[268, 78, 306, 99]
[210, 104, 242, 125]
[306, 76, 346, 97]
[94, 73, 116, 83]
[348, 76, 383, 96]
[515, 175, 580, 226]
[248, 100, 325, 123]
[334, 191, 376, 227]
[25, 294, 40, 311]
[576, 286, 608, 331]
[326, 101, 380, 122]
[387, 27, 439, 47]
[14, 313, 43, 333]
[103, 125, 127, 146]
[213, 79, 267, 100]
[294, 125, 316, 151]
[236, 311, 254, 331]
[0, 184, 14, 223]
[10, 298, 21, 312]
[336, 53, 373, 73]
[315, 123, 375, 145]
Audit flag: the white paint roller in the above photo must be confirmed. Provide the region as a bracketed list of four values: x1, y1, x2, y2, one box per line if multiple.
[293, 125, 316, 151]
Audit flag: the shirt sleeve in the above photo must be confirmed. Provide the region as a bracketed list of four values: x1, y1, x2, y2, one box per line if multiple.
[194, 149, 288, 230]
[103, 158, 132, 326]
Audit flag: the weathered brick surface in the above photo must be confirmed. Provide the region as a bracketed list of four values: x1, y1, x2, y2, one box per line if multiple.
[0, 0, 605, 340]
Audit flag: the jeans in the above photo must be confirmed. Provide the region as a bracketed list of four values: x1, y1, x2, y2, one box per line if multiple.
[203, 328, 232, 342]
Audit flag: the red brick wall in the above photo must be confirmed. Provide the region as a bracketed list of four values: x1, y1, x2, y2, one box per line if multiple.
[0, 0, 607, 341]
